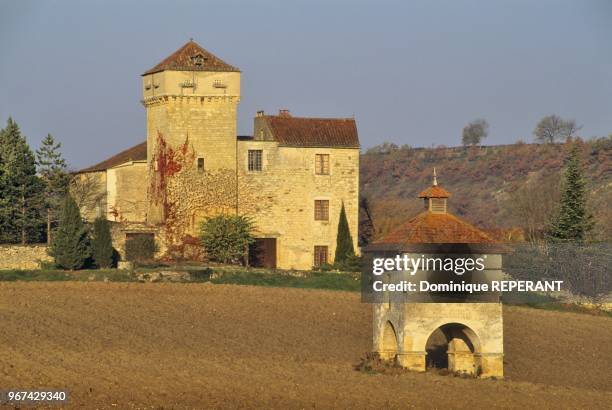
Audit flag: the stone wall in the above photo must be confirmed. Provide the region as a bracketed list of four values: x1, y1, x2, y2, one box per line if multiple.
[145, 96, 239, 173]
[372, 253, 505, 378]
[135, 130, 360, 268]
[0, 245, 51, 270]
[237, 142, 360, 270]
[146, 132, 241, 254]
[107, 162, 148, 223]
[109, 222, 165, 260]
[71, 171, 107, 221]
[144, 70, 240, 226]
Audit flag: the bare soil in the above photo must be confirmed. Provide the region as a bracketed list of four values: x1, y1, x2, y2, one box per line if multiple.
[0, 282, 610, 409]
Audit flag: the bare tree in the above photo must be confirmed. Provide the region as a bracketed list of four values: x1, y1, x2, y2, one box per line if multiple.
[501, 172, 561, 243]
[533, 115, 581, 143]
[505, 242, 611, 303]
[69, 172, 106, 220]
[358, 195, 375, 246]
[461, 119, 489, 146]
[365, 142, 399, 154]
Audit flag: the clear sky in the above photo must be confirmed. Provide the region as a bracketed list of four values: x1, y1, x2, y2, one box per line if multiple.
[1, 0, 611, 169]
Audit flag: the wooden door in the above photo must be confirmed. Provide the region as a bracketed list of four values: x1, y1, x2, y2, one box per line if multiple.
[249, 238, 276, 269]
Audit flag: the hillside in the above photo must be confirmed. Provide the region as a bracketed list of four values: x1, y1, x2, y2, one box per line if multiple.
[360, 139, 612, 241]
[1, 282, 610, 408]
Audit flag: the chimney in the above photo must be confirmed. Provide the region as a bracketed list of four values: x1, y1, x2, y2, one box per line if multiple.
[278, 109, 291, 117]
[256, 110, 265, 117]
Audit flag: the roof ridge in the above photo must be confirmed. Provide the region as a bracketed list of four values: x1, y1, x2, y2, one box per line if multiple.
[266, 115, 355, 121]
[77, 140, 147, 173]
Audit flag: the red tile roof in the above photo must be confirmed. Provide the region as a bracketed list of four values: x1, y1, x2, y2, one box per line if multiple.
[377, 211, 499, 245]
[77, 141, 147, 173]
[142, 40, 239, 76]
[265, 114, 359, 148]
[418, 185, 451, 198]
[371, 172, 509, 252]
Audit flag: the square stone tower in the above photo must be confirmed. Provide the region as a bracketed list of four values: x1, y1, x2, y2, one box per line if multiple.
[141, 40, 241, 224]
[365, 170, 507, 378]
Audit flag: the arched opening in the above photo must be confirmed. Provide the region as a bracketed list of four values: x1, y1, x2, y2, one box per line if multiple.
[425, 323, 481, 375]
[380, 321, 398, 361]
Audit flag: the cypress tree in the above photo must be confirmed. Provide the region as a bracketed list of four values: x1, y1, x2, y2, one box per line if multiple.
[0, 117, 45, 243]
[548, 142, 594, 242]
[49, 195, 91, 270]
[36, 134, 70, 244]
[91, 217, 114, 268]
[334, 202, 355, 265]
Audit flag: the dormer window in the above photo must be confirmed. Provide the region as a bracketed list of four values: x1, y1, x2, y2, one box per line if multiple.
[192, 53, 206, 67]
[418, 168, 451, 214]
[430, 198, 447, 214]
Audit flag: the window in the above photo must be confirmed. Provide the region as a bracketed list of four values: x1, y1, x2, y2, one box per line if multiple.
[314, 246, 328, 267]
[315, 154, 330, 175]
[248, 150, 262, 171]
[197, 157, 205, 173]
[192, 53, 206, 67]
[314, 200, 329, 221]
[213, 79, 227, 88]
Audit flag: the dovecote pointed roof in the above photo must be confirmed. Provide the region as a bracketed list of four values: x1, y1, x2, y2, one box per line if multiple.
[418, 168, 451, 198]
[418, 185, 452, 199]
[377, 211, 499, 245]
[142, 40, 239, 76]
[370, 169, 509, 252]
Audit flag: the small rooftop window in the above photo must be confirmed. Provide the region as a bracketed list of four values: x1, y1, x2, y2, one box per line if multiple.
[191, 53, 206, 67]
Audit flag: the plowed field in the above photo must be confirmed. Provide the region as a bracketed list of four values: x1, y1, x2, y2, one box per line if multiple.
[0, 282, 610, 408]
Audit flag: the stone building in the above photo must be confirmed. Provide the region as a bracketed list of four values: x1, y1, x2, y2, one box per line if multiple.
[76, 40, 360, 270]
[365, 171, 506, 378]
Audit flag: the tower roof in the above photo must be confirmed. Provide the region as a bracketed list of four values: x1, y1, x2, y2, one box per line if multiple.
[418, 185, 452, 199]
[142, 40, 239, 76]
[418, 168, 451, 198]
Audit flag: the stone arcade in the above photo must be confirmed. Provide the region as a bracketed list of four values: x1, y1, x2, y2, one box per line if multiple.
[366, 171, 507, 378]
[75, 40, 360, 270]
